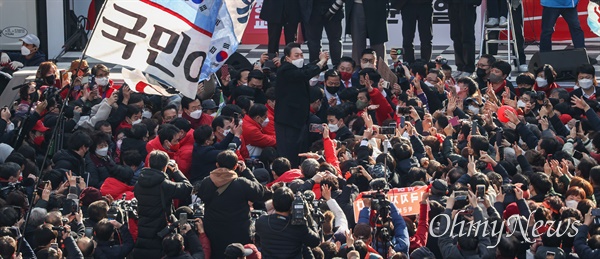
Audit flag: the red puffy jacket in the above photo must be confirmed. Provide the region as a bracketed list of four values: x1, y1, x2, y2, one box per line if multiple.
[242, 115, 276, 148]
[175, 130, 195, 177]
[99, 177, 138, 240]
[145, 137, 176, 165]
[263, 104, 275, 136]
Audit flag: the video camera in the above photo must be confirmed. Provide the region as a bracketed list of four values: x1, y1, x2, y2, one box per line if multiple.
[0, 182, 25, 199]
[190, 200, 205, 219]
[291, 191, 324, 227]
[108, 194, 139, 222]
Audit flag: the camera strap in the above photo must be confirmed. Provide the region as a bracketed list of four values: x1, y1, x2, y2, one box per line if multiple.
[159, 185, 173, 223]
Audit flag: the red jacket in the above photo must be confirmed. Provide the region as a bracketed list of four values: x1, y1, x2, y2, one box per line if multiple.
[323, 138, 341, 176]
[533, 82, 559, 97]
[242, 115, 276, 148]
[175, 130, 195, 177]
[267, 169, 303, 188]
[145, 137, 176, 165]
[409, 203, 429, 253]
[368, 88, 393, 125]
[182, 112, 213, 130]
[263, 104, 275, 136]
[99, 177, 138, 240]
[115, 120, 132, 135]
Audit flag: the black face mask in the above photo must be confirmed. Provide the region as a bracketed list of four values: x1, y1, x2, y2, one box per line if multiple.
[45, 75, 56, 85]
[476, 68, 487, 79]
[29, 92, 39, 102]
[326, 85, 340, 94]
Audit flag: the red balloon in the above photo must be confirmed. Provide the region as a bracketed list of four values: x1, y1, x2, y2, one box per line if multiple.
[497, 105, 517, 123]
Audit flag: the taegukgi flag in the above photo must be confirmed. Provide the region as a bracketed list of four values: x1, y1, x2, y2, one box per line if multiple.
[86, 0, 221, 98]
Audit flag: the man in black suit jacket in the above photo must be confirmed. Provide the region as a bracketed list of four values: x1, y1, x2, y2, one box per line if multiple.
[260, 0, 301, 54]
[326, 106, 354, 141]
[275, 43, 329, 167]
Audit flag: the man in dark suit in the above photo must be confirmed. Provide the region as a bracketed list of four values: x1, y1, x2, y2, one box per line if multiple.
[275, 43, 329, 168]
[326, 106, 354, 141]
[345, 0, 390, 64]
[397, 0, 434, 64]
[300, 0, 345, 66]
[260, 0, 301, 55]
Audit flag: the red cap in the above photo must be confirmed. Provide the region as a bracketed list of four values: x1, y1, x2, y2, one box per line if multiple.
[560, 114, 573, 125]
[497, 105, 518, 123]
[32, 120, 49, 132]
[503, 202, 519, 220]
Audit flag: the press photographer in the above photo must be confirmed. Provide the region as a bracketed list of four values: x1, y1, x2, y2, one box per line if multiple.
[93, 218, 134, 258]
[162, 219, 209, 259]
[255, 187, 321, 258]
[357, 178, 410, 255]
[132, 150, 193, 258]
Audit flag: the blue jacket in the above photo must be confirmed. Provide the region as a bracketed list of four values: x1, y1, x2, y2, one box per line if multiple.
[358, 203, 410, 255]
[541, 0, 579, 8]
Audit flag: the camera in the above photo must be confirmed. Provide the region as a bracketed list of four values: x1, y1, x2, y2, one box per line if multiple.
[397, 106, 411, 114]
[191, 200, 205, 219]
[435, 57, 448, 65]
[455, 191, 468, 201]
[502, 184, 515, 194]
[324, 0, 344, 20]
[1, 182, 25, 199]
[532, 91, 546, 101]
[291, 192, 306, 225]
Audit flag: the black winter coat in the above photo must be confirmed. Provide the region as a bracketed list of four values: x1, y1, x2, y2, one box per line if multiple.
[344, 0, 389, 45]
[189, 134, 241, 184]
[53, 149, 86, 176]
[133, 168, 193, 258]
[255, 214, 321, 259]
[121, 138, 148, 161]
[197, 168, 269, 259]
[260, 0, 301, 24]
[275, 62, 322, 129]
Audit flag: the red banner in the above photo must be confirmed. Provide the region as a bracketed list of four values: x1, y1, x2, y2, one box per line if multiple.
[352, 186, 428, 222]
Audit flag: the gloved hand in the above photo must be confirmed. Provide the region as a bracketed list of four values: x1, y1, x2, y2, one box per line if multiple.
[0, 53, 9, 65]
[9, 61, 23, 70]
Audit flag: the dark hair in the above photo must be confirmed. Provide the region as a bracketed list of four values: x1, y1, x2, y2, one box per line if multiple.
[530, 173, 552, 196]
[90, 131, 110, 153]
[338, 87, 359, 103]
[492, 60, 512, 76]
[93, 219, 115, 241]
[109, 165, 133, 184]
[216, 150, 238, 170]
[125, 123, 148, 140]
[578, 156, 598, 180]
[87, 200, 109, 222]
[428, 68, 444, 80]
[248, 69, 264, 82]
[470, 135, 489, 155]
[181, 96, 199, 110]
[272, 157, 291, 177]
[361, 48, 377, 59]
[457, 224, 479, 251]
[162, 234, 185, 257]
[68, 130, 92, 151]
[121, 150, 142, 167]
[577, 63, 595, 76]
[284, 43, 302, 58]
[457, 77, 478, 96]
[535, 64, 557, 84]
[0, 236, 16, 259]
[0, 163, 20, 180]
[248, 103, 268, 118]
[5, 153, 25, 168]
[589, 165, 600, 186]
[516, 72, 536, 86]
[125, 105, 141, 119]
[148, 150, 169, 170]
[170, 118, 192, 132]
[211, 116, 232, 132]
[161, 104, 179, 117]
[220, 104, 243, 118]
[327, 106, 345, 120]
[410, 60, 427, 79]
[157, 124, 180, 144]
[35, 224, 58, 248]
[273, 187, 294, 212]
[194, 125, 213, 145]
[358, 68, 381, 86]
[480, 54, 496, 65]
[265, 87, 276, 101]
[324, 69, 340, 82]
[338, 56, 355, 69]
[235, 96, 253, 113]
[0, 207, 19, 227]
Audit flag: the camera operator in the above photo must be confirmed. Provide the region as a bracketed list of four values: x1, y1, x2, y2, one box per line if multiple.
[255, 187, 321, 258]
[357, 179, 410, 255]
[196, 150, 269, 258]
[93, 218, 134, 258]
[162, 220, 206, 259]
[190, 123, 242, 184]
[34, 223, 84, 258]
[132, 150, 193, 258]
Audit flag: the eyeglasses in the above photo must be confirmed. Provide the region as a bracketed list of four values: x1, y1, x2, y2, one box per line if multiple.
[361, 58, 374, 63]
[476, 63, 490, 69]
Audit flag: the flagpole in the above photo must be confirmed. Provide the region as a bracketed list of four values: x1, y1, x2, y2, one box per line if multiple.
[17, 0, 111, 254]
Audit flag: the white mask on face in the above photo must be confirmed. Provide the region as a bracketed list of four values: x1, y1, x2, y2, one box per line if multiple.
[292, 59, 304, 68]
[6, 123, 14, 132]
[517, 100, 526, 108]
[579, 79, 594, 89]
[95, 77, 109, 86]
[95, 147, 109, 157]
[424, 81, 435, 88]
[261, 117, 270, 127]
[142, 109, 152, 119]
[328, 123, 339, 132]
[535, 77, 548, 87]
[565, 199, 578, 209]
[21, 46, 31, 56]
[224, 129, 231, 135]
[361, 62, 374, 69]
[190, 110, 203, 119]
[309, 77, 319, 86]
[210, 112, 217, 118]
[468, 105, 480, 115]
[132, 119, 142, 125]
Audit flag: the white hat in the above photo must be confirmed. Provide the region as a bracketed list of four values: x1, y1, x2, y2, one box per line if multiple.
[20, 34, 40, 47]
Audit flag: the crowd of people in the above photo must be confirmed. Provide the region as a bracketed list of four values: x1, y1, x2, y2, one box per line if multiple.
[0, 5, 599, 257]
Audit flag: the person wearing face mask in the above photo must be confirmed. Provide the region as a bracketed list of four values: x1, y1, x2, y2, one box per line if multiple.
[87, 131, 117, 188]
[533, 64, 560, 96]
[308, 86, 326, 143]
[275, 43, 329, 168]
[515, 72, 536, 96]
[322, 69, 343, 107]
[481, 60, 516, 100]
[243, 104, 276, 158]
[263, 88, 276, 136]
[337, 56, 357, 88]
[356, 69, 393, 126]
[570, 64, 599, 101]
[180, 96, 213, 129]
[190, 124, 243, 184]
[473, 54, 496, 88]
[0, 34, 46, 71]
[326, 106, 353, 141]
[202, 99, 219, 118]
[115, 105, 142, 135]
[564, 186, 586, 209]
[91, 64, 115, 98]
[121, 123, 150, 161]
[145, 124, 181, 164]
[53, 130, 93, 177]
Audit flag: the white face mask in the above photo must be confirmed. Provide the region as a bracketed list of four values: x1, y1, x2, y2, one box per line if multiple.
[579, 79, 594, 89]
[96, 77, 109, 86]
[292, 59, 304, 68]
[142, 109, 152, 119]
[224, 129, 231, 135]
[95, 147, 109, 157]
[424, 81, 435, 88]
[565, 199, 578, 209]
[328, 123, 339, 132]
[261, 117, 270, 127]
[309, 77, 319, 87]
[132, 119, 142, 125]
[535, 77, 548, 87]
[361, 62, 374, 69]
[6, 123, 14, 132]
[190, 110, 203, 119]
[517, 100, 526, 108]
[210, 112, 217, 118]
[21, 46, 31, 56]
[468, 105, 480, 115]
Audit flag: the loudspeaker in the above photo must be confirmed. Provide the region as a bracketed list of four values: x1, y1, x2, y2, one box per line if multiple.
[528, 48, 590, 81]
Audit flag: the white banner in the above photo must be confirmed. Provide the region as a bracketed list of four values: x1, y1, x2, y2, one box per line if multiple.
[86, 0, 212, 98]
